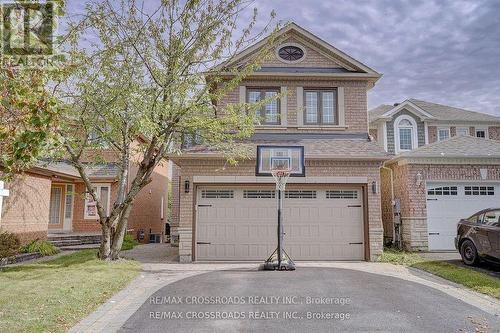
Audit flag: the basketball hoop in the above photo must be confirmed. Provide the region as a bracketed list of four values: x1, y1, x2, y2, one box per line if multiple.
[271, 168, 292, 191]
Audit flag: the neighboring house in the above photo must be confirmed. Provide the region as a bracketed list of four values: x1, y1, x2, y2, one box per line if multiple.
[170, 23, 390, 263]
[369, 100, 500, 251]
[369, 98, 500, 154]
[0, 155, 169, 244]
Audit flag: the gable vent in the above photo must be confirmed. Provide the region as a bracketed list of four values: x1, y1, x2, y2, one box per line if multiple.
[201, 190, 234, 199]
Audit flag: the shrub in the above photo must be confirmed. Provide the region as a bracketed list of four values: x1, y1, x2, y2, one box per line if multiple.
[19, 240, 59, 256]
[121, 234, 139, 251]
[0, 232, 20, 258]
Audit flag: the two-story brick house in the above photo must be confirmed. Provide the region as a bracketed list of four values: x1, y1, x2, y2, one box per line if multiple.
[170, 23, 390, 263]
[369, 99, 500, 252]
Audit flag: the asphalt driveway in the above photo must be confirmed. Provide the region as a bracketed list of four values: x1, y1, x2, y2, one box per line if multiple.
[118, 267, 500, 333]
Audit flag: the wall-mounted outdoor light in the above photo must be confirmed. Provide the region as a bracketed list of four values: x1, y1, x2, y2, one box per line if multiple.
[371, 181, 378, 194]
[184, 180, 190, 193]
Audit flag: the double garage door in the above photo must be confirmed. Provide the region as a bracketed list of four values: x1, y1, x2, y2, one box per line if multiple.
[195, 186, 365, 261]
[426, 182, 500, 250]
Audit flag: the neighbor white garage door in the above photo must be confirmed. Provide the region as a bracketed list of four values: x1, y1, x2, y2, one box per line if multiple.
[195, 186, 365, 261]
[426, 182, 500, 250]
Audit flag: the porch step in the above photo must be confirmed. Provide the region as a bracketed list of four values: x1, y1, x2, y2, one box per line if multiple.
[48, 234, 102, 249]
[59, 244, 101, 251]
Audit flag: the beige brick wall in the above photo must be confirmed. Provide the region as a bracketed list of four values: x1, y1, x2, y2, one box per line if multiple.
[489, 126, 500, 141]
[386, 162, 500, 250]
[175, 158, 383, 262]
[1, 172, 51, 244]
[220, 79, 369, 133]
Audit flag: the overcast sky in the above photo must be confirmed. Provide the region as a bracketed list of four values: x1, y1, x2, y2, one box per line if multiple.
[66, 0, 500, 116]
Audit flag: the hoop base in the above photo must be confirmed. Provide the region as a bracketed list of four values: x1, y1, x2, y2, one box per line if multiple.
[261, 248, 296, 271]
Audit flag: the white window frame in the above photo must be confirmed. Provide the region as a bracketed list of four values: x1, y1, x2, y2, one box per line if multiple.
[394, 115, 418, 154]
[456, 127, 469, 136]
[84, 184, 111, 219]
[437, 127, 451, 141]
[475, 127, 488, 139]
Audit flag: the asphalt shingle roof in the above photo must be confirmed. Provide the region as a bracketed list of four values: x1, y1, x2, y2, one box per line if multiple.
[396, 135, 500, 159]
[180, 134, 390, 160]
[369, 99, 500, 123]
[37, 160, 120, 179]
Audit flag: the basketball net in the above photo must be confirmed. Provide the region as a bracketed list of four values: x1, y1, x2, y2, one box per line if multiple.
[271, 168, 292, 191]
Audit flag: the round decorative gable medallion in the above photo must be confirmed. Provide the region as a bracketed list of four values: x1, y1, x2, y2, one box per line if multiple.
[277, 44, 305, 63]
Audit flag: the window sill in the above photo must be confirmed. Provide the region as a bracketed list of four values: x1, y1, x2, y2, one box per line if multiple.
[255, 125, 288, 130]
[297, 125, 348, 130]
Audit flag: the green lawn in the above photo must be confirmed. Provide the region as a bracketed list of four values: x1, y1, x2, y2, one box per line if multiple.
[379, 248, 500, 299]
[0, 250, 140, 333]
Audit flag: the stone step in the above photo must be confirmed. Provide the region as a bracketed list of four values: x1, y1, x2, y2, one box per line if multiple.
[48, 234, 102, 247]
[59, 244, 100, 251]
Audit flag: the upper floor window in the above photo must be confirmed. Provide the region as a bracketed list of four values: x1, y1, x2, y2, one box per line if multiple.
[438, 128, 450, 141]
[476, 128, 487, 138]
[304, 89, 337, 125]
[457, 127, 469, 136]
[394, 115, 417, 153]
[247, 88, 280, 125]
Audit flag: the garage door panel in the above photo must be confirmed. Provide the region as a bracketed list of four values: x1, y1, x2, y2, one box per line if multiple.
[196, 187, 364, 261]
[427, 183, 500, 250]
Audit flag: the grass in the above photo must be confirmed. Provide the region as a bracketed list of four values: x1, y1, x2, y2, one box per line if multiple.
[379, 248, 500, 299]
[0, 249, 140, 333]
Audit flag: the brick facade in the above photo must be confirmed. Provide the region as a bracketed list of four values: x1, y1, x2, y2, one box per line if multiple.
[1, 172, 51, 244]
[174, 159, 384, 262]
[489, 126, 500, 141]
[383, 162, 500, 250]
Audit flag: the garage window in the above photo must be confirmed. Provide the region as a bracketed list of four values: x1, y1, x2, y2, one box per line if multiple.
[285, 190, 316, 199]
[464, 186, 494, 196]
[201, 190, 234, 199]
[326, 190, 358, 199]
[243, 190, 275, 199]
[427, 186, 458, 196]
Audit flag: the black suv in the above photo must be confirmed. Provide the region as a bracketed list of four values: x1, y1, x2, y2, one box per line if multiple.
[455, 208, 500, 265]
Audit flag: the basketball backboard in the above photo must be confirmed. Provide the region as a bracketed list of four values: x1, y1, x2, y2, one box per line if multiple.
[256, 146, 305, 177]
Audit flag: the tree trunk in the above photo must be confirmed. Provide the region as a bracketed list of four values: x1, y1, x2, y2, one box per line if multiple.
[110, 203, 134, 260]
[99, 222, 112, 260]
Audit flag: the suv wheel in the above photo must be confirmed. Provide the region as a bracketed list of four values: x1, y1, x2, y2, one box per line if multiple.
[460, 240, 479, 266]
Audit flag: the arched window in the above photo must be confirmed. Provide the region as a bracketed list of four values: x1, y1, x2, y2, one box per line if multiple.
[394, 115, 418, 153]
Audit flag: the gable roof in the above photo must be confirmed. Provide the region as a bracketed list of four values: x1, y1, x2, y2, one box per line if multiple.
[369, 99, 500, 123]
[391, 136, 500, 160]
[212, 22, 381, 79]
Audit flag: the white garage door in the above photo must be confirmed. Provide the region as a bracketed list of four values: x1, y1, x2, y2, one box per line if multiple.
[195, 186, 365, 261]
[426, 183, 500, 250]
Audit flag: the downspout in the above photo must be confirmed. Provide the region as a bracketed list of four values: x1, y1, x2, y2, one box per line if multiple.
[380, 161, 395, 243]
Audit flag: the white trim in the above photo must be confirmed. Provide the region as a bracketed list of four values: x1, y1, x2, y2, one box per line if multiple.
[394, 115, 418, 154]
[383, 122, 388, 151]
[275, 42, 307, 64]
[381, 100, 434, 120]
[193, 176, 368, 184]
[63, 184, 74, 231]
[238, 86, 246, 105]
[337, 86, 345, 126]
[0, 181, 10, 222]
[84, 184, 111, 220]
[437, 127, 451, 141]
[396, 157, 500, 165]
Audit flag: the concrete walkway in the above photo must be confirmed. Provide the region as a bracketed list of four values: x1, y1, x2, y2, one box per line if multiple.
[70, 249, 500, 332]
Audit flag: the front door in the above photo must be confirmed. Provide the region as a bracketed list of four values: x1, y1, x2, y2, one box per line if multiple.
[48, 186, 64, 229]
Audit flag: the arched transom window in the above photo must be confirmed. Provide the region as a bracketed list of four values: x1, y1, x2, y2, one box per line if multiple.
[394, 115, 417, 153]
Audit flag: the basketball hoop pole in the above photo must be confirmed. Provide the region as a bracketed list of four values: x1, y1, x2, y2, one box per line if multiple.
[263, 169, 295, 271]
